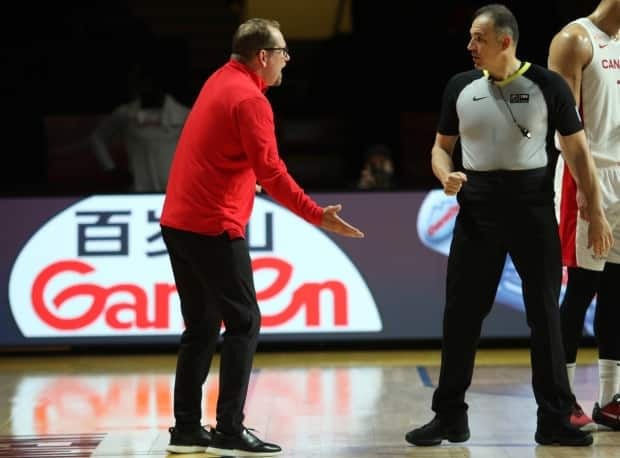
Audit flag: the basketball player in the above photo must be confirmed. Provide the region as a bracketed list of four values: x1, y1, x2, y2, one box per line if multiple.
[549, 0, 620, 431]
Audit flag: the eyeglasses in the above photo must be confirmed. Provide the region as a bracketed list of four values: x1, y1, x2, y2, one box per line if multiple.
[262, 47, 290, 59]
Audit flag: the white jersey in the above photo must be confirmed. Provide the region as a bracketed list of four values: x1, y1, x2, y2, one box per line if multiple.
[555, 18, 620, 269]
[573, 18, 620, 167]
[93, 94, 189, 192]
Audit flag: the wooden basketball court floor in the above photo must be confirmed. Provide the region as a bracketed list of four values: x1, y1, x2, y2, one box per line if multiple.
[1, 348, 618, 457]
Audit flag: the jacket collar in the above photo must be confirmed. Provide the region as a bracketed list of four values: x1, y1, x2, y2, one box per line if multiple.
[228, 59, 268, 92]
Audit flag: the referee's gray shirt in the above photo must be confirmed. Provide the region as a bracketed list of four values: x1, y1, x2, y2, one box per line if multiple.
[438, 62, 583, 172]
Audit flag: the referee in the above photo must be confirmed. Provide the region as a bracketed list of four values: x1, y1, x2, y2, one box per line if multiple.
[405, 4, 612, 448]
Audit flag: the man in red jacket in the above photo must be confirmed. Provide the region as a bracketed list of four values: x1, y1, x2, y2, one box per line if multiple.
[161, 18, 364, 456]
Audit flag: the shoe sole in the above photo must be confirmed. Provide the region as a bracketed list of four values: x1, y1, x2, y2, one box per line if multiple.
[534, 433, 593, 446]
[206, 446, 282, 456]
[406, 432, 470, 446]
[592, 417, 620, 430]
[166, 445, 208, 453]
[592, 422, 617, 431]
[578, 422, 598, 432]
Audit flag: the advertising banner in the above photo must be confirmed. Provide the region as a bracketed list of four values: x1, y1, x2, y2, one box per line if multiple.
[0, 192, 591, 348]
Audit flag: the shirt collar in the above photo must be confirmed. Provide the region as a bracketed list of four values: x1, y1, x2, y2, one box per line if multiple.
[227, 59, 268, 92]
[484, 61, 531, 87]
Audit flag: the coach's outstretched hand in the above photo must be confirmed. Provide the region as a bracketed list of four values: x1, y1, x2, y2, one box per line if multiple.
[320, 204, 365, 238]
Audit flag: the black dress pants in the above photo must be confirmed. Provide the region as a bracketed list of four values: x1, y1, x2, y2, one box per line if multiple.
[431, 173, 573, 422]
[161, 225, 261, 434]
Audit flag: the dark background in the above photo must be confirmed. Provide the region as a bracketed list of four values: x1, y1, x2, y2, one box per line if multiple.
[1, 0, 600, 194]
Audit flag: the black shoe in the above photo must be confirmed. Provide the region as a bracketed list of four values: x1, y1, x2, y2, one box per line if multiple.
[405, 415, 470, 446]
[535, 419, 593, 446]
[592, 393, 620, 430]
[206, 427, 282, 456]
[166, 425, 213, 453]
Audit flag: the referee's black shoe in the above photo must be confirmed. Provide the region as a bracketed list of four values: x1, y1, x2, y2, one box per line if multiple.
[535, 417, 593, 446]
[406, 414, 470, 446]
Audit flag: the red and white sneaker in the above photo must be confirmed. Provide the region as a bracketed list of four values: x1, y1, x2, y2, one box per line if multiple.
[592, 394, 620, 430]
[570, 401, 596, 431]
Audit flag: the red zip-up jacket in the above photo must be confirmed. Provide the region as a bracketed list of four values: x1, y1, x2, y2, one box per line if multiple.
[160, 59, 323, 239]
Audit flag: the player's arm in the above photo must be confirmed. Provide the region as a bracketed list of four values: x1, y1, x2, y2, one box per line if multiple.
[431, 133, 466, 196]
[561, 130, 613, 255]
[548, 23, 592, 106]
